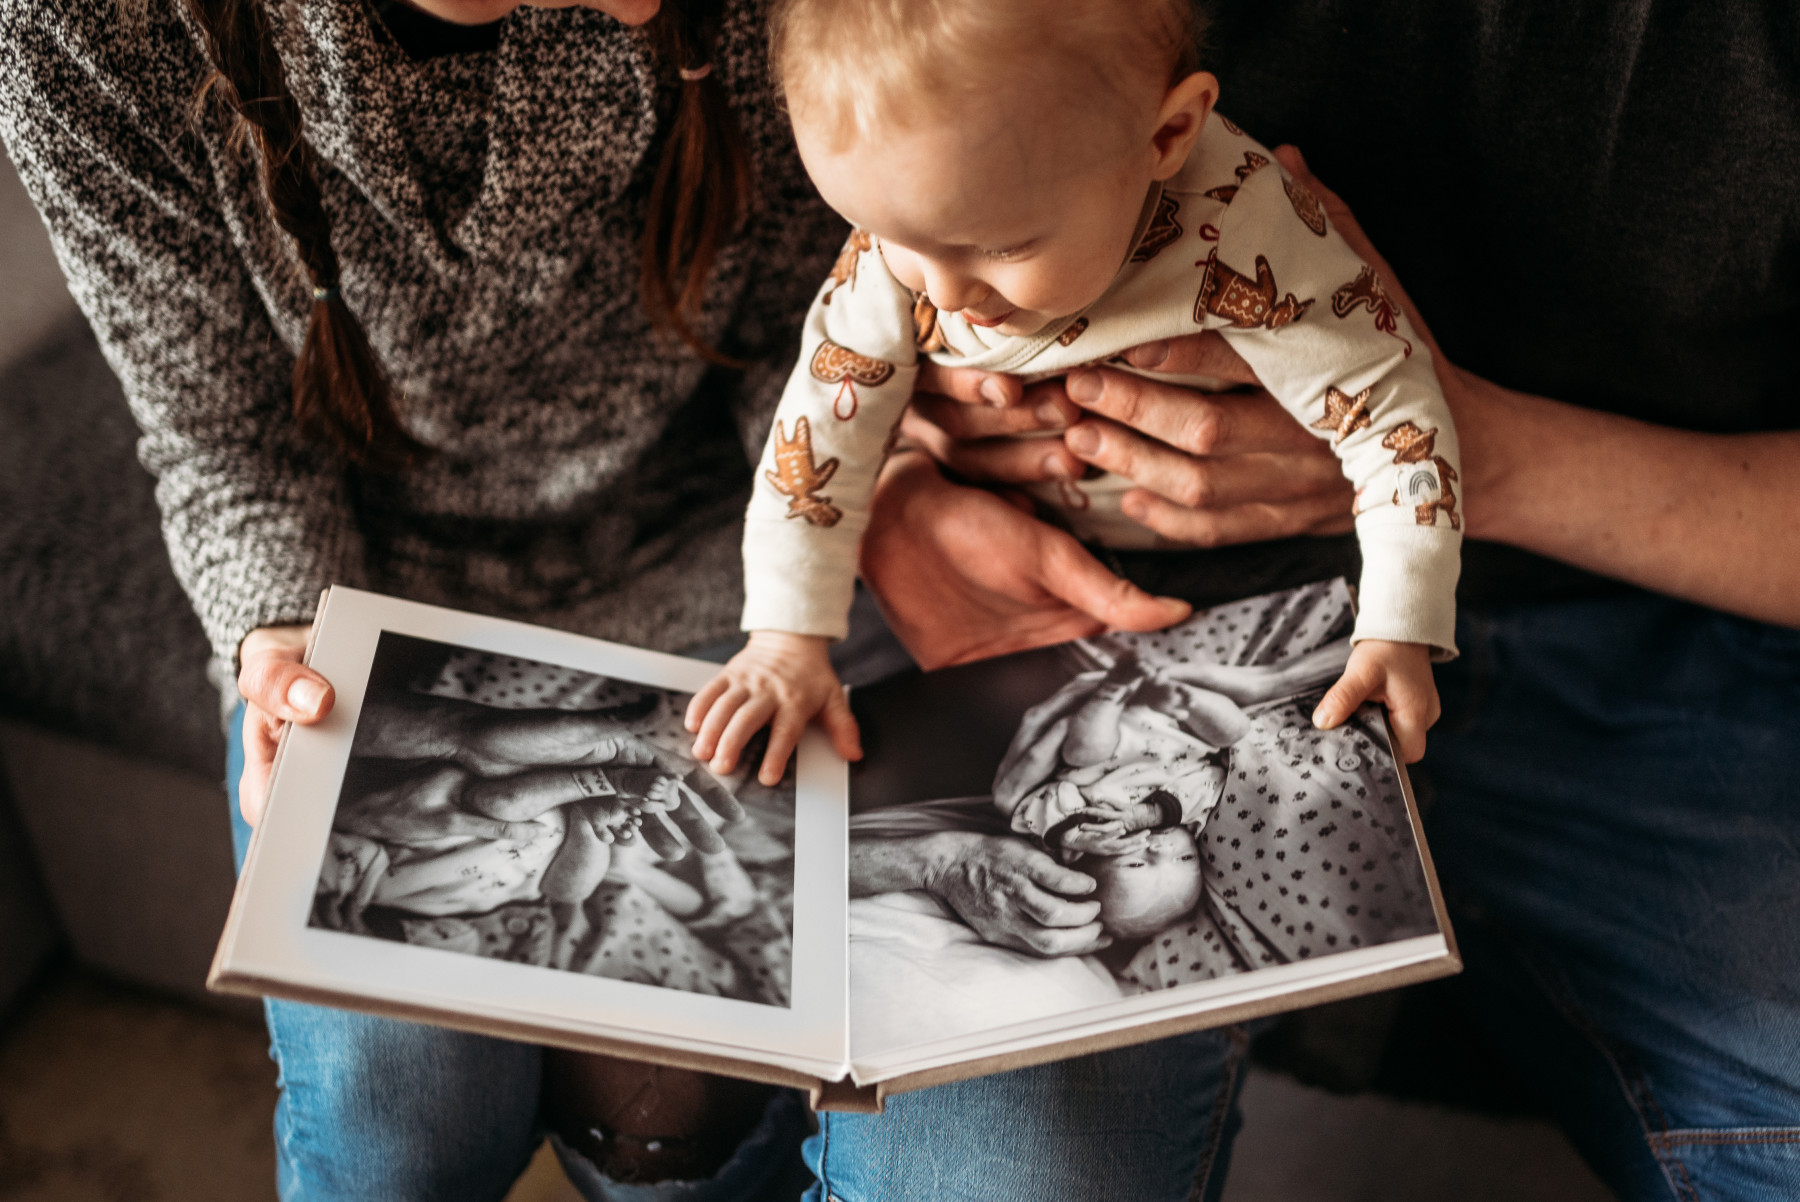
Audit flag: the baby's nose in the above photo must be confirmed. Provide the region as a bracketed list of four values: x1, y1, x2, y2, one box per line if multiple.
[924, 267, 986, 314]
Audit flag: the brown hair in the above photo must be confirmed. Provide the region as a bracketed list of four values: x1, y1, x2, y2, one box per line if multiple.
[182, 0, 751, 467]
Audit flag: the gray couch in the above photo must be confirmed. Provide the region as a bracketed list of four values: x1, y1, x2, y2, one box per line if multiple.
[1, 150, 244, 1018]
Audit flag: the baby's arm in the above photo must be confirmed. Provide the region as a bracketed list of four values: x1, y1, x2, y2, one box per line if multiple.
[685, 631, 860, 786]
[701, 231, 922, 783]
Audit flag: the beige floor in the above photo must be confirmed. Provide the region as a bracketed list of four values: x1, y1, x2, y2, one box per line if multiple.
[0, 969, 1615, 1202]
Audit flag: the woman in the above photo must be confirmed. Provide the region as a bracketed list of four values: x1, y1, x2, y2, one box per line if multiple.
[0, 0, 1239, 1198]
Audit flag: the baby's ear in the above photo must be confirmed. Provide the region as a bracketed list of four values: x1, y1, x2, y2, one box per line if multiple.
[1149, 71, 1220, 181]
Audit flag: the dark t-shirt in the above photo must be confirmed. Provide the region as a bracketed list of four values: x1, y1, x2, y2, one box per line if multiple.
[1137, 0, 1799, 605]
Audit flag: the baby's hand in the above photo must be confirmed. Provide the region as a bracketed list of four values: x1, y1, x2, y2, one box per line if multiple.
[1311, 640, 1440, 763]
[685, 631, 862, 786]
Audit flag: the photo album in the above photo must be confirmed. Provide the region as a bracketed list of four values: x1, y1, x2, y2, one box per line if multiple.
[211, 581, 1458, 1110]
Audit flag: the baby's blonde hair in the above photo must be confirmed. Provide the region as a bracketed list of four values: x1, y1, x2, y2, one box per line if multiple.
[770, 0, 1206, 148]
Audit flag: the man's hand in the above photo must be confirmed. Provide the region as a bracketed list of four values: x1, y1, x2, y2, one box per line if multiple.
[860, 452, 1191, 670]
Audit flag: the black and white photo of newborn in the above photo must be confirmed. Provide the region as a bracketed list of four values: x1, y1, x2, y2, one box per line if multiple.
[313, 634, 794, 1007]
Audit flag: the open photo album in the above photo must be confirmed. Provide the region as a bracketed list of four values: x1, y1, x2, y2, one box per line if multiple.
[211, 581, 1458, 1109]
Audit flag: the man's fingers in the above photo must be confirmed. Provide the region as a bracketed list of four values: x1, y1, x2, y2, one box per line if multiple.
[1066, 369, 1320, 457]
[914, 361, 1023, 409]
[682, 769, 745, 824]
[901, 406, 1084, 485]
[1016, 919, 1111, 958]
[908, 388, 1075, 440]
[1121, 486, 1356, 547]
[1118, 330, 1259, 384]
[1036, 532, 1192, 632]
[1068, 419, 1347, 511]
[1021, 853, 1099, 899]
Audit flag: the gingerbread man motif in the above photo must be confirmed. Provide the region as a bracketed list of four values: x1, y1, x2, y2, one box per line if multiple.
[1130, 193, 1183, 263]
[1194, 251, 1314, 330]
[1380, 421, 1460, 529]
[811, 339, 897, 420]
[1331, 266, 1412, 357]
[821, 229, 873, 305]
[913, 293, 951, 355]
[1057, 317, 1090, 347]
[766, 417, 842, 527]
[1283, 176, 1327, 236]
[1203, 151, 1269, 204]
[1310, 386, 1372, 445]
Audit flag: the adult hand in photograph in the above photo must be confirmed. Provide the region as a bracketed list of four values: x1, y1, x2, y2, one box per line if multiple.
[339, 693, 741, 861]
[850, 831, 1109, 957]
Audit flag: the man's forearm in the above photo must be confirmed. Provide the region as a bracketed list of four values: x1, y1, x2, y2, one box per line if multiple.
[1458, 372, 1800, 628]
[847, 831, 960, 898]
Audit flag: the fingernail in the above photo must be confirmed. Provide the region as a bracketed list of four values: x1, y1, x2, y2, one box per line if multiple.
[981, 377, 1010, 406]
[1043, 453, 1076, 480]
[1065, 369, 1100, 406]
[1123, 340, 1170, 369]
[1034, 400, 1069, 428]
[288, 678, 325, 716]
[1066, 424, 1100, 456]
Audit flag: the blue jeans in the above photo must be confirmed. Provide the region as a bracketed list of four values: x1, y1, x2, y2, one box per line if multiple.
[228, 589, 1800, 1200]
[1418, 591, 1800, 1199]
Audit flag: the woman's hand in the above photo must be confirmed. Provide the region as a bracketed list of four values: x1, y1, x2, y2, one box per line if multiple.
[237, 624, 334, 827]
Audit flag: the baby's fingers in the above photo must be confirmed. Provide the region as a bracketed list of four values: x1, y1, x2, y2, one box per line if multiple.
[1313, 662, 1379, 732]
[685, 675, 733, 737]
[758, 706, 807, 788]
[1382, 672, 1441, 765]
[818, 689, 863, 764]
[692, 683, 748, 762]
[711, 694, 779, 777]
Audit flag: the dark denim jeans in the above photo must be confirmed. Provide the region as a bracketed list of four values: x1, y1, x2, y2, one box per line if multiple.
[227, 588, 1800, 1200]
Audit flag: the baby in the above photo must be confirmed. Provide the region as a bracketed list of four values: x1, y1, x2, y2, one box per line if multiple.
[992, 652, 1238, 938]
[687, 0, 1460, 785]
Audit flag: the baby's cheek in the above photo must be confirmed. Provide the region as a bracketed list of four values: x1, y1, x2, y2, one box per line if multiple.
[879, 243, 928, 294]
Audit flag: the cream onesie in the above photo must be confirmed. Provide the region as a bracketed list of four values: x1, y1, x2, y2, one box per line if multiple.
[742, 114, 1462, 655]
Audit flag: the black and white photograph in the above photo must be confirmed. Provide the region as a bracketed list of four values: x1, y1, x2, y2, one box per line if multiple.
[309, 632, 796, 1009]
[846, 579, 1442, 1057]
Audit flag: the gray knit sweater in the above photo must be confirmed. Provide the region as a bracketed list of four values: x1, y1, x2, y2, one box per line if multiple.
[0, 0, 842, 664]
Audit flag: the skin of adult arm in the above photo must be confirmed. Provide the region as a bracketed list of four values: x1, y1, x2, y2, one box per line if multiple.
[895, 147, 1800, 631]
[848, 830, 1110, 956]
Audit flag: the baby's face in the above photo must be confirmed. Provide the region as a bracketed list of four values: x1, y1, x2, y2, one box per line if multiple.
[793, 86, 1180, 338]
[1087, 825, 1203, 940]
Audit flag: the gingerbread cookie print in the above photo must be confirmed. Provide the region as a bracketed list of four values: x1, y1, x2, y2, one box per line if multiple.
[1380, 421, 1459, 529]
[1282, 175, 1327, 236]
[1310, 386, 1372, 445]
[1194, 251, 1314, 330]
[1331, 266, 1412, 357]
[821, 228, 873, 304]
[766, 416, 842, 527]
[1130, 194, 1183, 263]
[810, 339, 896, 420]
[1204, 151, 1269, 204]
[913, 293, 952, 355]
[1057, 317, 1089, 347]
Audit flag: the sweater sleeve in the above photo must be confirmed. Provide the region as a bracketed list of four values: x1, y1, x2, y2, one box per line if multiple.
[0, 0, 367, 664]
[739, 232, 919, 639]
[1200, 161, 1461, 657]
